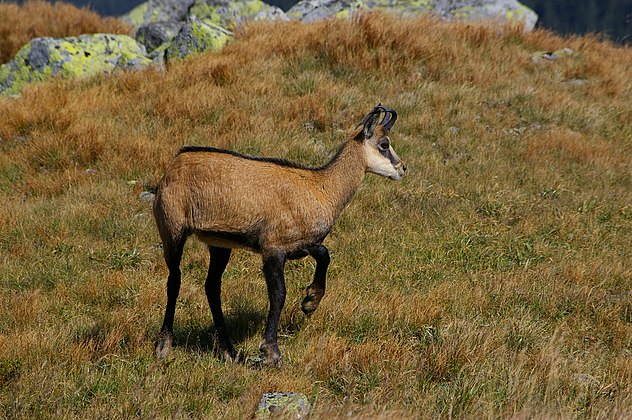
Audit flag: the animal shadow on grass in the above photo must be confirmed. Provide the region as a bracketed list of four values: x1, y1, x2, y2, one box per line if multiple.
[171, 307, 266, 363]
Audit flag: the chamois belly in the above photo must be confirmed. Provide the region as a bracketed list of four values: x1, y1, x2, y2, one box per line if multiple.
[194, 229, 262, 252]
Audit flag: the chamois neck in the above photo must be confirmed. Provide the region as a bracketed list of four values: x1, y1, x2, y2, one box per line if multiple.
[319, 140, 366, 214]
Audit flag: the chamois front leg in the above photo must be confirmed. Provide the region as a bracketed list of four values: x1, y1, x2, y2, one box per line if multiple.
[301, 245, 330, 315]
[260, 250, 287, 367]
[204, 246, 236, 361]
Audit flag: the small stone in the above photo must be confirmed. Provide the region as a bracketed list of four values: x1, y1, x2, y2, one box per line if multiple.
[573, 373, 600, 387]
[566, 78, 587, 86]
[140, 191, 156, 202]
[84, 168, 97, 175]
[255, 392, 311, 419]
[531, 47, 574, 63]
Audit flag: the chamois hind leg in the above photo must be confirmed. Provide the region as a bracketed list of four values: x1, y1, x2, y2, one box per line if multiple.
[204, 246, 236, 361]
[156, 234, 187, 361]
[301, 245, 330, 315]
[260, 250, 287, 367]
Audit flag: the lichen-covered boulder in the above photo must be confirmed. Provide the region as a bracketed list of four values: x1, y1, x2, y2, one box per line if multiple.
[136, 21, 184, 52]
[165, 16, 233, 60]
[440, 0, 538, 31]
[122, 0, 195, 29]
[254, 392, 311, 419]
[0, 34, 153, 96]
[288, 0, 366, 22]
[189, 0, 289, 29]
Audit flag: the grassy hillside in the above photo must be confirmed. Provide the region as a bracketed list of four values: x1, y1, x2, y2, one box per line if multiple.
[0, 9, 631, 418]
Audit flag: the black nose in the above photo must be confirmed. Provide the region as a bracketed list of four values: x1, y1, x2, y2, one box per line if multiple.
[402, 162, 407, 172]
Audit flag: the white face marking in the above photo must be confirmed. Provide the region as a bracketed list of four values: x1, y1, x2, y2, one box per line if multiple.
[363, 137, 406, 180]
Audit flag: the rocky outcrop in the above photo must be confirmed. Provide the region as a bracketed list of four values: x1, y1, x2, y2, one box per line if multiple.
[289, 0, 537, 31]
[0, 34, 153, 96]
[1, 0, 538, 96]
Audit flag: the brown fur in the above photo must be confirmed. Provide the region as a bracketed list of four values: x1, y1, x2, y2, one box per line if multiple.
[154, 139, 366, 254]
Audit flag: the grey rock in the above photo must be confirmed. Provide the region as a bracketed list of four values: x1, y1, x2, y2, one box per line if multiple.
[288, 0, 364, 22]
[123, 0, 195, 29]
[190, 0, 289, 29]
[166, 16, 233, 60]
[363, 0, 434, 16]
[27, 40, 51, 73]
[140, 191, 156, 202]
[136, 21, 184, 52]
[125, 0, 288, 31]
[437, 0, 538, 31]
[0, 34, 153, 96]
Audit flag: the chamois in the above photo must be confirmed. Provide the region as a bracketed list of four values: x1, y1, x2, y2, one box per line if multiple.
[153, 105, 406, 367]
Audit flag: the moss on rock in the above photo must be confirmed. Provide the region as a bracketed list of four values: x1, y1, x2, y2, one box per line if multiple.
[122, 0, 195, 30]
[190, 0, 288, 29]
[288, 0, 366, 22]
[254, 392, 311, 419]
[165, 17, 233, 60]
[443, 0, 537, 31]
[122, 2, 152, 28]
[364, 0, 433, 15]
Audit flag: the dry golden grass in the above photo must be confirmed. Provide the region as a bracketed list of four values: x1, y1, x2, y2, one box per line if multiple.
[0, 9, 631, 418]
[0, 0, 130, 64]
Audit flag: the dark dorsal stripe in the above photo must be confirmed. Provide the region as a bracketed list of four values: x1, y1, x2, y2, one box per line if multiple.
[177, 144, 345, 172]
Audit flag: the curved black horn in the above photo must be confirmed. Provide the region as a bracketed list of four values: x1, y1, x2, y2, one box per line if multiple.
[356, 104, 397, 133]
[372, 105, 397, 131]
[382, 108, 397, 131]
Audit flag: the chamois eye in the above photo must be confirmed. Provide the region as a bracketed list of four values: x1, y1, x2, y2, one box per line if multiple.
[378, 140, 390, 151]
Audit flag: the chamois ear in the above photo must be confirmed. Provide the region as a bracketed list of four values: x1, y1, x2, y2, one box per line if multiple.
[354, 108, 381, 141]
[363, 112, 380, 139]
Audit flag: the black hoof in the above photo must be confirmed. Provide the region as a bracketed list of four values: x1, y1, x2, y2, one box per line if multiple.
[301, 295, 320, 315]
[258, 343, 283, 368]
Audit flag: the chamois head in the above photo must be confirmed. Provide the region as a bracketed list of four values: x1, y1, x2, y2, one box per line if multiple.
[354, 105, 406, 180]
